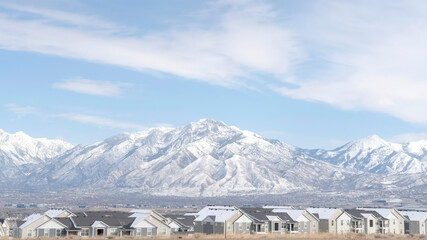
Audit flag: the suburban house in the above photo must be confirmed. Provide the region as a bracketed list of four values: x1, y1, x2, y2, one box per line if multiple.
[338, 209, 389, 234]
[271, 208, 319, 233]
[13, 209, 171, 238]
[164, 214, 195, 232]
[193, 206, 242, 235]
[239, 207, 296, 234]
[358, 208, 405, 234]
[398, 210, 427, 234]
[128, 209, 171, 236]
[307, 207, 343, 233]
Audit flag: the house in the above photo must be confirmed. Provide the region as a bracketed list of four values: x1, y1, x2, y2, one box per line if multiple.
[358, 208, 405, 234]
[306, 207, 343, 233]
[164, 214, 195, 232]
[193, 206, 241, 235]
[239, 207, 296, 234]
[271, 209, 319, 233]
[13, 209, 171, 238]
[339, 209, 389, 234]
[398, 210, 427, 234]
[128, 209, 171, 236]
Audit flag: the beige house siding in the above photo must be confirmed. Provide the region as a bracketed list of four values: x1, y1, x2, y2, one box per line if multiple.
[20, 215, 51, 238]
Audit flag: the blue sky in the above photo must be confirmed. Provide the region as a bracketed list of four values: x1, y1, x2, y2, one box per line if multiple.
[1, 0, 427, 149]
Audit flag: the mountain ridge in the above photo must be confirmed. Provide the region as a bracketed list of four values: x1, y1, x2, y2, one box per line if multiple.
[0, 120, 426, 196]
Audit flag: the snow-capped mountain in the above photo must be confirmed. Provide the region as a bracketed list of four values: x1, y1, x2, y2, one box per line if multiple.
[31, 119, 355, 196]
[0, 120, 426, 196]
[306, 135, 427, 174]
[0, 129, 73, 181]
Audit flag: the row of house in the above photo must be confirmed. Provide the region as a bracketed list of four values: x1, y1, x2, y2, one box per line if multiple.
[2, 206, 426, 238]
[192, 206, 427, 236]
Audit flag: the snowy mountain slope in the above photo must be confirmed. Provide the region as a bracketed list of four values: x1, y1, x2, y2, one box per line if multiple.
[1, 121, 426, 196]
[306, 135, 427, 174]
[31, 119, 355, 196]
[0, 129, 73, 181]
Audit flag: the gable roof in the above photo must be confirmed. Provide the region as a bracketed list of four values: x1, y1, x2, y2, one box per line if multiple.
[194, 206, 238, 223]
[55, 218, 79, 231]
[398, 210, 427, 221]
[20, 214, 45, 228]
[164, 215, 195, 228]
[71, 211, 134, 227]
[239, 207, 294, 223]
[307, 208, 340, 219]
[344, 209, 386, 221]
[44, 209, 74, 218]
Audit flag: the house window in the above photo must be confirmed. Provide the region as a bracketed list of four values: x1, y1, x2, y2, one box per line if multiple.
[393, 219, 395, 225]
[44, 230, 49, 236]
[369, 220, 373, 228]
[109, 228, 119, 236]
[282, 223, 286, 229]
[331, 220, 334, 226]
[227, 223, 231, 230]
[347, 220, 349, 226]
[27, 229, 32, 237]
[162, 228, 166, 235]
[56, 229, 61, 237]
[341, 220, 343, 226]
[136, 228, 141, 236]
[81, 228, 90, 236]
[147, 228, 152, 236]
[313, 222, 316, 228]
[246, 224, 250, 230]
[304, 222, 307, 228]
[239, 223, 243, 230]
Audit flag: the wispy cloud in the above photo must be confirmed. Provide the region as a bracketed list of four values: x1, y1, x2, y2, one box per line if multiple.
[52, 78, 130, 97]
[55, 113, 146, 130]
[275, 1, 427, 125]
[4, 103, 38, 116]
[4, 104, 146, 130]
[0, 1, 301, 89]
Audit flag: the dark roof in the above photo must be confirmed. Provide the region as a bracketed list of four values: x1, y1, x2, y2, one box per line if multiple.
[0, 218, 4, 224]
[239, 208, 295, 223]
[71, 211, 135, 228]
[164, 215, 195, 228]
[344, 209, 387, 221]
[16, 220, 25, 228]
[55, 218, 79, 230]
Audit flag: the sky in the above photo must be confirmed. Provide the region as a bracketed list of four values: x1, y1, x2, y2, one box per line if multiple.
[1, 0, 427, 149]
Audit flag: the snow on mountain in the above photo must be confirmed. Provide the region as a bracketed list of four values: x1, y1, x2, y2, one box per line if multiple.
[307, 135, 427, 174]
[0, 129, 73, 181]
[31, 119, 351, 196]
[1, 121, 426, 196]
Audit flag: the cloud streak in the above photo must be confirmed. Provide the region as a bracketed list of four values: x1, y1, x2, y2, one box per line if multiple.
[52, 78, 130, 97]
[4, 104, 146, 130]
[0, 1, 301, 89]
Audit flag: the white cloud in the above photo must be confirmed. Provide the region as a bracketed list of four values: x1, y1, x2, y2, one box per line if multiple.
[274, 1, 427, 125]
[4, 104, 146, 130]
[52, 78, 129, 97]
[4, 103, 38, 116]
[55, 113, 146, 130]
[0, 1, 301, 88]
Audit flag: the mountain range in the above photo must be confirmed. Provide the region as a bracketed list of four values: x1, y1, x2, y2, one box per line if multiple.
[0, 119, 426, 197]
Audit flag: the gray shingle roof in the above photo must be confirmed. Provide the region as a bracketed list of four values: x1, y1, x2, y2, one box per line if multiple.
[164, 215, 195, 228]
[71, 211, 135, 228]
[239, 208, 295, 223]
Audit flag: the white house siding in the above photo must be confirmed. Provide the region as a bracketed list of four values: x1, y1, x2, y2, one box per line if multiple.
[387, 212, 404, 234]
[20, 215, 51, 238]
[233, 214, 252, 235]
[364, 215, 378, 234]
[336, 213, 352, 234]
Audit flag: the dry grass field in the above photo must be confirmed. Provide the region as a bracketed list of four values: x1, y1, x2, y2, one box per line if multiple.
[2, 234, 425, 240]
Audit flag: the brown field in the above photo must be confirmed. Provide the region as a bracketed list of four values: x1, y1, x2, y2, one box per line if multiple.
[2, 234, 425, 240]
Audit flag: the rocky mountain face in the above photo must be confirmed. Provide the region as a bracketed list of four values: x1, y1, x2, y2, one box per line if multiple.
[0, 119, 426, 196]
